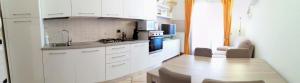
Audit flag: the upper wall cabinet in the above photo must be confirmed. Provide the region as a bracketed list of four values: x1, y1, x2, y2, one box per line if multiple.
[123, 0, 144, 19]
[0, 0, 40, 18]
[72, 0, 102, 17]
[143, 0, 157, 20]
[42, 0, 71, 18]
[102, 0, 123, 18]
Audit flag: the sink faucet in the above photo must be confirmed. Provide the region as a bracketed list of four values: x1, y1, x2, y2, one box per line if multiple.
[62, 29, 72, 46]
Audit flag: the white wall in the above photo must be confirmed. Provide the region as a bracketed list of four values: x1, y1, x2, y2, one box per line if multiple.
[244, 0, 300, 82]
[172, 0, 185, 20]
[172, 0, 185, 32]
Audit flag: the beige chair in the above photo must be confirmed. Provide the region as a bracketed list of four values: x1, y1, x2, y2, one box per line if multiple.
[159, 67, 191, 83]
[202, 79, 265, 83]
[194, 48, 212, 57]
[217, 38, 255, 58]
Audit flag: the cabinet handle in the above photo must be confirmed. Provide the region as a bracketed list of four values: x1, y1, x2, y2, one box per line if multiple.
[48, 13, 64, 15]
[48, 52, 67, 55]
[111, 47, 125, 50]
[111, 63, 126, 67]
[12, 13, 31, 16]
[81, 50, 99, 53]
[111, 55, 126, 59]
[78, 13, 95, 15]
[56, 13, 64, 15]
[13, 20, 32, 23]
[105, 14, 118, 16]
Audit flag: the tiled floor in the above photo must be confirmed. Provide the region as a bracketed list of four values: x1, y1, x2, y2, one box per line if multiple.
[116, 73, 147, 83]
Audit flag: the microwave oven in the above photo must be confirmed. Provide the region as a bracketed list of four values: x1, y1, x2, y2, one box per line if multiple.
[137, 20, 158, 31]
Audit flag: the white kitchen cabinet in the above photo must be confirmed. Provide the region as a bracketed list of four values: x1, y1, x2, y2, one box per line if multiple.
[106, 60, 130, 80]
[75, 47, 106, 83]
[0, 0, 40, 18]
[42, 0, 71, 18]
[106, 45, 131, 80]
[162, 39, 181, 61]
[72, 0, 102, 17]
[106, 52, 130, 63]
[106, 45, 130, 54]
[130, 43, 149, 73]
[102, 0, 123, 18]
[43, 50, 76, 83]
[143, 0, 157, 20]
[3, 18, 43, 83]
[123, 0, 144, 19]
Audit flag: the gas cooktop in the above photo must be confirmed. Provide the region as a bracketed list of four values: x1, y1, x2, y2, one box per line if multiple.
[98, 38, 123, 44]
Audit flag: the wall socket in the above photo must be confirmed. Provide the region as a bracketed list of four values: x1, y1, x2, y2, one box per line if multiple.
[117, 29, 121, 33]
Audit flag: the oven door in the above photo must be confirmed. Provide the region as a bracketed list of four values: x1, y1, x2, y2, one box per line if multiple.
[149, 36, 164, 52]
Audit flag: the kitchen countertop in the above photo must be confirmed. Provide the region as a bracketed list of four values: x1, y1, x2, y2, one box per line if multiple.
[42, 40, 149, 50]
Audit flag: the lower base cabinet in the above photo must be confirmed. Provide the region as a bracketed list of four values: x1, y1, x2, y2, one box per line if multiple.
[42, 40, 180, 83]
[106, 60, 130, 80]
[43, 47, 106, 83]
[43, 50, 76, 83]
[75, 47, 106, 83]
[162, 39, 181, 61]
[130, 43, 149, 73]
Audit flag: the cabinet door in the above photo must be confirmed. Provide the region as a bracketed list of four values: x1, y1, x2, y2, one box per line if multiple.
[143, 0, 157, 20]
[75, 47, 106, 83]
[3, 18, 42, 83]
[123, 0, 144, 19]
[43, 50, 76, 83]
[0, 0, 39, 18]
[42, 0, 71, 18]
[102, 0, 123, 17]
[106, 60, 130, 80]
[131, 43, 149, 73]
[72, 0, 101, 17]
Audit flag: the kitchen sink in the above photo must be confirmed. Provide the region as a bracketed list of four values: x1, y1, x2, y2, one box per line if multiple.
[49, 43, 69, 47]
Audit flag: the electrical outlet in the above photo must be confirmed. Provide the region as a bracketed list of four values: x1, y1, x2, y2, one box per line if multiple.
[117, 29, 121, 33]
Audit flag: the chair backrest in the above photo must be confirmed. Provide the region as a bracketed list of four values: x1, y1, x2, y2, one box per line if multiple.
[159, 67, 191, 83]
[237, 39, 255, 58]
[202, 79, 265, 83]
[238, 40, 253, 49]
[194, 48, 212, 57]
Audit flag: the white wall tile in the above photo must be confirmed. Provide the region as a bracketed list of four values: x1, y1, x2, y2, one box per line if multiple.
[44, 18, 136, 43]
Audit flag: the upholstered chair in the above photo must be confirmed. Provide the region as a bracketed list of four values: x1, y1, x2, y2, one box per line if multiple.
[202, 79, 265, 83]
[194, 48, 213, 57]
[159, 67, 191, 83]
[217, 38, 255, 58]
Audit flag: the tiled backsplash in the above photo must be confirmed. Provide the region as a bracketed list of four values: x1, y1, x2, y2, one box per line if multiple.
[44, 18, 136, 43]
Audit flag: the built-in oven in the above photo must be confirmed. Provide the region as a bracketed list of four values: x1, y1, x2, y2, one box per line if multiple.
[149, 36, 163, 52]
[138, 31, 164, 53]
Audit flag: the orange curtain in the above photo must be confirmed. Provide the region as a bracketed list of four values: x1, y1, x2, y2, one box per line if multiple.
[222, 0, 233, 46]
[184, 0, 194, 54]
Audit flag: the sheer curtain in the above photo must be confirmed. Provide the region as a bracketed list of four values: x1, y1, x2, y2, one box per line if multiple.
[191, 0, 224, 54]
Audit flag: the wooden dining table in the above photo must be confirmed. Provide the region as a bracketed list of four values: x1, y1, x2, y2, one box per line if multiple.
[147, 55, 287, 83]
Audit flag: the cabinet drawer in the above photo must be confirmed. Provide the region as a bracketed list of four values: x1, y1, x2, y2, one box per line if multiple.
[132, 43, 148, 48]
[43, 50, 73, 56]
[106, 60, 130, 80]
[106, 52, 130, 63]
[106, 45, 130, 54]
[79, 47, 105, 55]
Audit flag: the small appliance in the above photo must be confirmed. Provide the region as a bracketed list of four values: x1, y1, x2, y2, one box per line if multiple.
[137, 20, 158, 31]
[161, 24, 176, 36]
